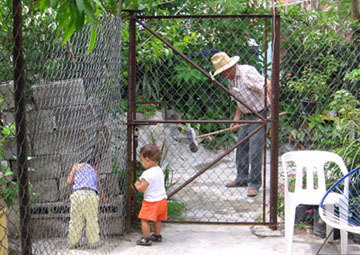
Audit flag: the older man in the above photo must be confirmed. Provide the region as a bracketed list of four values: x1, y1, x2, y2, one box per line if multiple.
[211, 52, 271, 197]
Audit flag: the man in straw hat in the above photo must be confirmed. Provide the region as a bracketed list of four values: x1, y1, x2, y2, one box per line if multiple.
[211, 51, 271, 197]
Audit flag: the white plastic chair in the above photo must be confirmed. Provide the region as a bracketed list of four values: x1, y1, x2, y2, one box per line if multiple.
[281, 150, 349, 255]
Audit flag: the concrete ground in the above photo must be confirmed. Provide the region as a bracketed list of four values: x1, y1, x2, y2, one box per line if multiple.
[109, 223, 360, 255]
[107, 123, 360, 255]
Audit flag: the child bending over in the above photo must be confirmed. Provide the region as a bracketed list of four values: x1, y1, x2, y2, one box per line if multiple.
[67, 153, 106, 249]
[134, 144, 168, 246]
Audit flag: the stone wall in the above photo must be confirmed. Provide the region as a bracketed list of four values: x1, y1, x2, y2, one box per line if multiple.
[0, 79, 126, 240]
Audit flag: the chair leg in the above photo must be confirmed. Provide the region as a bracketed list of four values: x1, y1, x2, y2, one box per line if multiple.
[325, 204, 335, 242]
[285, 204, 297, 255]
[316, 228, 335, 255]
[339, 205, 348, 255]
[325, 224, 334, 242]
[323, 205, 348, 254]
[340, 229, 348, 254]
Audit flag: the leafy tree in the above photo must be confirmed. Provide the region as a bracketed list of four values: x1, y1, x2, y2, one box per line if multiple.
[37, 0, 121, 54]
[119, 1, 272, 141]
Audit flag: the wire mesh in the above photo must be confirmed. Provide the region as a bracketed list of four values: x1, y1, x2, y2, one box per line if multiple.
[130, 9, 360, 227]
[277, 13, 360, 237]
[3, 2, 360, 253]
[129, 14, 274, 225]
[279, 15, 360, 154]
[277, 10, 360, 229]
[1, 2, 127, 254]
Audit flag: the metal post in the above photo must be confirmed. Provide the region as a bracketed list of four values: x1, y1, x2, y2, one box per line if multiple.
[269, 10, 281, 229]
[12, 0, 31, 253]
[125, 9, 142, 229]
[262, 17, 269, 223]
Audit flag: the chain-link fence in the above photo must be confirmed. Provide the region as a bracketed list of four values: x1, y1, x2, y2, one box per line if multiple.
[277, 9, 360, 237]
[126, 12, 279, 226]
[279, 13, 360, 157]
[127, 7, 360, 232]
[2, 2, 360, 254]
[1, 2, 127, 254]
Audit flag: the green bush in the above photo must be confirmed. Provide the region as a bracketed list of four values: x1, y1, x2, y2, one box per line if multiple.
[0, 100, 17, 210]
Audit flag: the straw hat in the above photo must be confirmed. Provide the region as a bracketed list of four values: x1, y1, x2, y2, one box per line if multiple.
[211, 52, 240, 76]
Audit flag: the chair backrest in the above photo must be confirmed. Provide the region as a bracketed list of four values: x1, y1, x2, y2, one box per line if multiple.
[281, 151, 348, 203]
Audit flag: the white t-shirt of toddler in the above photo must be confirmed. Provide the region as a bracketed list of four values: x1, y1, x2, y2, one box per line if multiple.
[139, 166, 167, 202]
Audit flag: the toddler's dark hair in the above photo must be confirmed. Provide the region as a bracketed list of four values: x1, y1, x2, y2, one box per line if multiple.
[140, 144, 161, 162]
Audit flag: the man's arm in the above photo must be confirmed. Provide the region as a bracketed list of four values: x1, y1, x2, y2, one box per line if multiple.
[266, 79, 272, 103]
[230, 105, 242, 132]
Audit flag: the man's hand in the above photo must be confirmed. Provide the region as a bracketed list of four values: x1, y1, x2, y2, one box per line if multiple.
[230, 106, 242, 132]
[230, 123, 240, 132]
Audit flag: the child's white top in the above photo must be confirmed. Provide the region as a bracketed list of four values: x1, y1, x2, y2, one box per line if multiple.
[139, 166, 167, 202]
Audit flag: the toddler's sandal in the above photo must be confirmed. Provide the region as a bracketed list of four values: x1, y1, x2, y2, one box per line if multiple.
[136, 237, 152, 246]
[151, 234, 162, 242]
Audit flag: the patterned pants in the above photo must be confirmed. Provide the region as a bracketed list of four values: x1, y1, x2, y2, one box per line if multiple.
[69, 191, 100, 246]
[0, 209, 8, 255]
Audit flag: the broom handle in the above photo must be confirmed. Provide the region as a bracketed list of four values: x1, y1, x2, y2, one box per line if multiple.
[196, 127, 233, 139]
[196, 112, 286, 139]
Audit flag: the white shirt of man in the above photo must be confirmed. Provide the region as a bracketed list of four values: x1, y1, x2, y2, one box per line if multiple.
[228, 65, 270, 114]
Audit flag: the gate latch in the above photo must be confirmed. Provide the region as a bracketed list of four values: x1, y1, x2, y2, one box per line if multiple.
[134, 126, 139, 137]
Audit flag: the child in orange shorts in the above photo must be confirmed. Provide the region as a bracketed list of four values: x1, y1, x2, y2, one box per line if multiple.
[134, 144, 168, 246]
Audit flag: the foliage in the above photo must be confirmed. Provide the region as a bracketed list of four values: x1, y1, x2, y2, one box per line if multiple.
[35, 0, 248, 57]
[345, 68, 360, 84]
[278, 3, 360, 165]
[287, 67, 329, 102]
[37, 0, 122, 54]
[135, 94, 157, 118]
[4, 0, 273, 152]
[202, 136, 221, 152]
[111, 144, 127, 195]
[277, 171, 299, 220]
[329, 90, 360, 170]
[329, 89, 360, 118]
[283, 87, 359, 152]
[0, 1, 13, 82]
[119, 2, 248, 126]
[120, 0, 272, 144]
[276, 184, 285, 219]
[167, 199, 186, 220]
[296, 208, 314, 228]
[283, 89, 360, 168]
[1, 1, 58, 84]
[133, 160, 144, 216]
[0, 100, 17, 209]
[117, 94, 160, 118]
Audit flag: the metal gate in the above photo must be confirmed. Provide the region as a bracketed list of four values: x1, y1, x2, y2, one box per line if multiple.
[126, 11, 280, 226]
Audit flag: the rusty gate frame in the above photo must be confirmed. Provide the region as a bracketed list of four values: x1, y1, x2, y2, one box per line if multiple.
[125, 10, 281, 228]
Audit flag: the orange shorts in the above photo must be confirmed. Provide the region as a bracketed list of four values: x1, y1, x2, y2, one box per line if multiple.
[138, 198, 168, 222]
